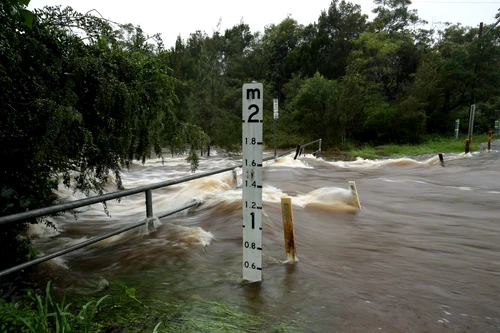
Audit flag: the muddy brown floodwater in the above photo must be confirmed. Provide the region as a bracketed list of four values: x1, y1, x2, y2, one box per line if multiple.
[31, 142, 500, 332]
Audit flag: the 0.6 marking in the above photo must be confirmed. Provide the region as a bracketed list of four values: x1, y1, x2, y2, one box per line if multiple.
[244, 261, 261, 270]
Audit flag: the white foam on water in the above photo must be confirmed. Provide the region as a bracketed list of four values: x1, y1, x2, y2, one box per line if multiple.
[327, 153, 478, 169]
[49, 256, 69, 269]
[164, 223, 215, 249]
[263, 185, 289, 203]
[271, 155, 313, 169]
[327, 156, 425, 169]
[25, 220, 61, 239]
[294, 187, 352, 208]
[201, 185, 289, 209]
[382, 179, 401, 183]
[454, 187, 473, 191]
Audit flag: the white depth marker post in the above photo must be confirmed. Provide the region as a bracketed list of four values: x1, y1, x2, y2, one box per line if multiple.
[273, 98, 278, 158]
[348, 181, 362, 210]
[242, 82, 263, 282]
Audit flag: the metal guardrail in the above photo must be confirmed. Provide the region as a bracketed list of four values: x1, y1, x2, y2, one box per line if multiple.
[0, 202, 199, 278]
[0, 141, 320, 278]
[294, 139, 322, 159]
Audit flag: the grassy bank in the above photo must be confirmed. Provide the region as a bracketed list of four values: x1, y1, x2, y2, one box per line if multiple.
[342, 134, 491, 159]
[0, 282, 295, 333]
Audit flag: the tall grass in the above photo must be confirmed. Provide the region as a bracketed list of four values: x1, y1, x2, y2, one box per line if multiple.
[0, 281, 108, 333]
[1, 281, 296, 333]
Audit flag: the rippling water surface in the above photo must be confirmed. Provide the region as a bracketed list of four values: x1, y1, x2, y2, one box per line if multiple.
[30, 143, 500, 332]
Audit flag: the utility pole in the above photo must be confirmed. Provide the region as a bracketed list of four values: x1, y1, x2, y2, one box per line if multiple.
[467, 22, 483, 143]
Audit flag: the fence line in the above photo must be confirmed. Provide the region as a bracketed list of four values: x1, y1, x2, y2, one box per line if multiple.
[0, 201, 199, 278]
[0, 141, 320, 278]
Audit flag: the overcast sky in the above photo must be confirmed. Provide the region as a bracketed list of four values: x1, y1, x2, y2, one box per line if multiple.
[29, 0, 500, 47]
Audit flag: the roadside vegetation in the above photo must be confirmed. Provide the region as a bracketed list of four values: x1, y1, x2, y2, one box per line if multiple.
[343, 134, 492, 159]
[0, 281, 293, 333]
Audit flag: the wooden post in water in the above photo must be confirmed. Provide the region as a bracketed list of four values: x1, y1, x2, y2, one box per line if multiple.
[465, 139, 470, 154]
[488, 131, 492, 151]
[280, 197, 298, 263]
[348, 181, 362, 210]
[438, 153, 445, 167]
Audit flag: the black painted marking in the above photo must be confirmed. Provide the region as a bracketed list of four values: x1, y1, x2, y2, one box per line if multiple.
[242, 225, 245, 228]
[257, 206, 262, 209]
[259, 227, 262, 230]
[257, 142, 263, 145]
[242, 120, 245, 123]
[257, 247, 262, 250]
[257, 267, 262, 271]
[257, 185, 262, 188]
[259, 120, 263, 123]
[246, 88, 261, 100]
[257, 164, 262, 167]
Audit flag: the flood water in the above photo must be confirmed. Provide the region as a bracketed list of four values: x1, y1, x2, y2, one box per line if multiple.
[30, 142, 500, 332]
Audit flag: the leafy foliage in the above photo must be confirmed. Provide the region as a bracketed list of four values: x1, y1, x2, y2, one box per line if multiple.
[0, 4, 208, 271]
[0, 281, 108, 333]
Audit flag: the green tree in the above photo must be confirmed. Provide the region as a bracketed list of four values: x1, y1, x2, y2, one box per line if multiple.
[290, 73, 341, 145]
[261, 17, 304, 102]
[371, 0, 422, 34]
[314, 0, 368, 79]
[0, 5, 207, 272]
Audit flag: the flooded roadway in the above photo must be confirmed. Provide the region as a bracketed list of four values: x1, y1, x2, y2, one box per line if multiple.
[31, 142, 500, 332]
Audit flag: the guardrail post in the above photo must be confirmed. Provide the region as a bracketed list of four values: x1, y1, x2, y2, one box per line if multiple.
[488, 131, 492, 151]
[145, 190, 153, 218]
[281, 197, 298, 263]
[293, 144, 301, 160]
[465, 139, 470, 154]
[317, 139, 322, 158]
[232, 169, 238, 188]
[438, 153, 445, 167]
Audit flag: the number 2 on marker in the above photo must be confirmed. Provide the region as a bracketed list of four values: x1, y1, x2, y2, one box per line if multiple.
[248, 104, 259, 123]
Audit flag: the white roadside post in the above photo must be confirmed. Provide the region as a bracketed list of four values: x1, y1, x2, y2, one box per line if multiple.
[348, 181, 362, 210]
[468, 104, 475, 142]
[242, 82, 263, 282]
[273, 98, 279, 158]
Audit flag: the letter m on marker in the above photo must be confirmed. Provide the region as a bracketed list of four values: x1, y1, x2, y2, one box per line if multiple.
[246, 89, 261, 100]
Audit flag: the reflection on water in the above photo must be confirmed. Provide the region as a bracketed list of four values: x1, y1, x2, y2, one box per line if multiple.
[30, 144, 500, 332]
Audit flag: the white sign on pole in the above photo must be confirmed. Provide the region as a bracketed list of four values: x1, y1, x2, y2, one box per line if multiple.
[242, 82, 263, 282]
[468, 104, 475, 138]
[273, 98, 279, 119]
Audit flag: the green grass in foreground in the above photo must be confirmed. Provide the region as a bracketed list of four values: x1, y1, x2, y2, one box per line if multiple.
[345, 134, 491, 159]
[0, 282, 296, 333]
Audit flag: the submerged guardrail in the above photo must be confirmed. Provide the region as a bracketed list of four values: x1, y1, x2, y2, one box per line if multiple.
[0, 141, 321, 278]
